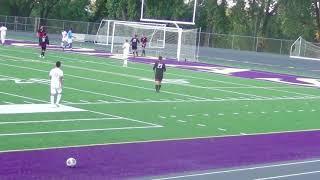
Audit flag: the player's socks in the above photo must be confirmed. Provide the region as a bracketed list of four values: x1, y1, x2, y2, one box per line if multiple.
[56, 93, 62, 105]
[50, 95, 54, 105]
[159, 85, 162, 91]
[155, 85, 158, 92]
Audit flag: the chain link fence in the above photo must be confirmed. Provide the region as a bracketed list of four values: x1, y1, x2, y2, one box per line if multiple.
[0, 15, 295, 58]
[198, 32, 294, 55]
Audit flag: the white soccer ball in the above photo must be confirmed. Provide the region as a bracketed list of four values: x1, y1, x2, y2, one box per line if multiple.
[66, 157, 77, 167]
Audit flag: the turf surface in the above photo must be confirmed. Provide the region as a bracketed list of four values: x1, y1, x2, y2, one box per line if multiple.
[0, 45, 320, 152]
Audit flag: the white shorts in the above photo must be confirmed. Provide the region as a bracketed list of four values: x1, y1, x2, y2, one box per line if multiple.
[67, 39, 73, 43]
[62, 38, 68, 42]
[51, 87, 62, 94]
[123, 53, 129, 59]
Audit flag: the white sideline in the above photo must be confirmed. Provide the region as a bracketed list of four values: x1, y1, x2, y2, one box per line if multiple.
[0, 103, 85, 114]
[153, 159, 320, 180]
[0, 117, 120, 125]
[254, 170, 320, 180]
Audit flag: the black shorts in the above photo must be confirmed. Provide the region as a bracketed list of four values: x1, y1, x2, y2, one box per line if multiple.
[155, 74, 163, 81]
[41, 46, 46, 51]
[132, 46, 137, 50]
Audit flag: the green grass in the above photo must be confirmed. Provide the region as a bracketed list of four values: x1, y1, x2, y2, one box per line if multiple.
[0, 45, 320, 152]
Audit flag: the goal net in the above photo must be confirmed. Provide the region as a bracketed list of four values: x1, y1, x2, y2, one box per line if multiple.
[290, 36, 320, 61]
[95, 19, 198, 61]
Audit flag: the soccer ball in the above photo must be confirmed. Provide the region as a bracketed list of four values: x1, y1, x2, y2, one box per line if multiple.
[66, 157, 77, 167]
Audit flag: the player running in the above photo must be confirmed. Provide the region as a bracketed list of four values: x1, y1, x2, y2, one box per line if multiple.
[153, 56, 166, 92]
[130, 34, 140, 58]
[39, 33, 49, 58]
[0, 24, 7, 45]
[141, 34, 148, 56]
[122, 39, 130, 67]
[49, 61, 64, 107]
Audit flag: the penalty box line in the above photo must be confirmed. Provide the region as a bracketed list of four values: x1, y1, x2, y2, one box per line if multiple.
[87, 109, 163, 128]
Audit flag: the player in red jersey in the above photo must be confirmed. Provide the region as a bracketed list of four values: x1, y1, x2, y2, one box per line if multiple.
[141, 34, 148, 56]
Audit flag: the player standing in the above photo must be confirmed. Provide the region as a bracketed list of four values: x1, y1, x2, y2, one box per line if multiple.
[122, 39, 130, 67]
[49, 61, 63, 107]
[67, 28, 73, 50]
[61, 29, 68, 50]
[0, 24, 7, 45]
[153, 56, 166, 92]
[141, 34, 148, 56]
[37, 26, 45, 46]
[39, 33, 49, 58]
[130, 34, 140, 58]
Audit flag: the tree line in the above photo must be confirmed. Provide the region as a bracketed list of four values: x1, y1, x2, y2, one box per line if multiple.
[1, 0, 320, 41]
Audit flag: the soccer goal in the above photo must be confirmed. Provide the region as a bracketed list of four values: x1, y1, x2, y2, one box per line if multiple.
[96, 19, 198, 61]
[290, 36, 320, 61]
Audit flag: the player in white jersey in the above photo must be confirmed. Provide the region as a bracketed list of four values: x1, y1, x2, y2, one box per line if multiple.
[61, 30, 68, 50]
[49, 61, 64, 107]
[0, 24, 7, 45]
[122, 39, 130, 67]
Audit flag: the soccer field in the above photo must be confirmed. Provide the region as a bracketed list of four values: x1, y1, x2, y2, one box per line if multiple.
[1, 44, 320, 179]
[0, 45, 320, 153]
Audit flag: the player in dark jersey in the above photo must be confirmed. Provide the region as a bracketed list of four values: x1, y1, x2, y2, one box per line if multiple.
[37, 26, 45, 46]
[141, 34, 147, 56]
[39, 33, 49, 58]
[153, 56, 166, 92]
[130, 34, 140, 58]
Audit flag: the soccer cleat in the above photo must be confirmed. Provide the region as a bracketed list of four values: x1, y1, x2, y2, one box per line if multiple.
[39, 55, 42, 58]
[55, 104, 60, 107]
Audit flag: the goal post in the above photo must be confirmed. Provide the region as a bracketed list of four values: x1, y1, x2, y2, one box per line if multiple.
[95, 19, 198, 61]
[290, 36, 320, 61]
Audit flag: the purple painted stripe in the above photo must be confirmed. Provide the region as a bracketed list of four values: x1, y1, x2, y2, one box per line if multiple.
[1, 131, 320, 179]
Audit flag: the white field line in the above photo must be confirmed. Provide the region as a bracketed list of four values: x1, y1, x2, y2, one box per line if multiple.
[0, 60, 208, 101]
[0, 91, 47, 103]
[254, 170, 320, 180]
[1, 128, 320, 153]
[23, 101, 33, 104]
[0, 126, 159, 137]
[152, 159, 320, 180]
[3, 101, 14, 104]
[0, 74, 137, 102]
[0, 117, 121, 125]
[203, 86, 308, 89]
[61, 96, 320, 105]
[0, 47, 318, 98]
[182, 83, 267, 99]
[87, 109, 163, 127]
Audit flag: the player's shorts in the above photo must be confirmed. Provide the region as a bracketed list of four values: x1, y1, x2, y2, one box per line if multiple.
[67, 38, 73, 44]
[142, 44, 146, 48]
[132, 45, 137, 50]
[62, 37, 68, 42]
[41, 46, 46, 51]
[51, 87, 62, 94]
[123, 53, 129, 59]
[155, 74, 163, 81]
